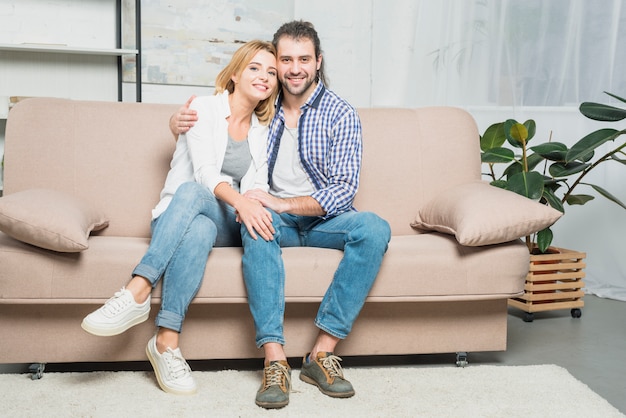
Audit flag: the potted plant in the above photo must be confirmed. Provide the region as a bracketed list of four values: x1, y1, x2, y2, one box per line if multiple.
[480, 91, 626, 253]
[479, 91, 626, 321]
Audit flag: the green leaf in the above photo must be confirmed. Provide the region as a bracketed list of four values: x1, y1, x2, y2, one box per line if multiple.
[543, 178, 563, 194]
[480, 123, 506, 151]
[580, 102, 626, 122]
[549, 161, 589, 177]
[536, 228, 554, 253]
[611, 154, 626, 165]
[565, 194, 595, 205]
[490, 180, 508, 189]
[503, 161, 522, 178]
[523, 119, 537, 141]
[604, 91, 626, 104]
[567, 128, 619, 161]
[589, 183, 626, 210]
[481, 147, 516, 163]
[529, 142, 568, 161]
[543, 188, 564, 212]
[503, 153, 546, 178]
[525, 152, 546, 171]
[507, 171, 544, 200]
[530, 142, 568, 154]
[504, 120, 528, 148]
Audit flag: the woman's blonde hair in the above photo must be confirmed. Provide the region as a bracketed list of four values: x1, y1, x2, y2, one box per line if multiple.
[214, 40, 278, 125]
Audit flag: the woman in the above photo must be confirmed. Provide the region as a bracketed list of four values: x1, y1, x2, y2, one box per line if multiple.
[81, 40, 279, 395]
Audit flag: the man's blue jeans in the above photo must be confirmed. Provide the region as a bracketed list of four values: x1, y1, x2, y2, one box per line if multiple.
[132, 182, 241, 333]
[241, 210, 391, 348]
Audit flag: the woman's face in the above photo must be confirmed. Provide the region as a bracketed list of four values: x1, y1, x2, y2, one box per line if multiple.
[234, 50, 278, 102]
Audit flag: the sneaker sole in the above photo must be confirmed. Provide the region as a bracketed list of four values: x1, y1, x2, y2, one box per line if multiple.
[255, 399, 289, 409]
[80, 311, 150, 337]
[299, 373, 355, 398]
[146, 344, 197, 396]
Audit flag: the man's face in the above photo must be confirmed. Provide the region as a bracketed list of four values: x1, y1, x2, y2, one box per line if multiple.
[276, 36, 321, 99]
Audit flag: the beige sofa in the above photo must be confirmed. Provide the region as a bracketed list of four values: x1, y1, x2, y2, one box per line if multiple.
[1, 98, 559, 373]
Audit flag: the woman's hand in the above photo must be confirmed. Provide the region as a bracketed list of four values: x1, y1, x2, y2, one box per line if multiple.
[234, 196, 275, 241]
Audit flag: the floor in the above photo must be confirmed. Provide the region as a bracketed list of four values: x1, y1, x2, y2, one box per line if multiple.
[495, 294, 625, 414]
[3, 294, 625, 413]
[348, 294, 626, 414]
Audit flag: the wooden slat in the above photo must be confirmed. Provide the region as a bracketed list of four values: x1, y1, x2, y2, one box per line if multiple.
[529, 247, 586, 262]
[509, 298, 584, 313]
[527, 271, 586, 281]
[529, 261, 586, 272]
[520, 289, 585, 302]
[525, 280, 585, 292]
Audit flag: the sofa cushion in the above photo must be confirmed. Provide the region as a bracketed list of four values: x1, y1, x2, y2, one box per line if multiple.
[411, 181, 563, 246]
[0, 189, 108, 252]
[0, 233, 527, 303]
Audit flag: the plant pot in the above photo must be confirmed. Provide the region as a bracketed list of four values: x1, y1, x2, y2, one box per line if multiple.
[508, 246, 585, 322]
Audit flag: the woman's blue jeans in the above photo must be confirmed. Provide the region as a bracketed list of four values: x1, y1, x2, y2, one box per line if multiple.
[241, 210, 391, 348]
[132, 182, 241, 333]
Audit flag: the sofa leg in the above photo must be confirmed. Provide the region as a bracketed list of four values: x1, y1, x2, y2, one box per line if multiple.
[28, 363, 46, 380]
[455, 352, 468, 367]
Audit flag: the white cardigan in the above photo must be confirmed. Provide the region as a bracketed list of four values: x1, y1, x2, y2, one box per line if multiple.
[152, 91, 269, 219]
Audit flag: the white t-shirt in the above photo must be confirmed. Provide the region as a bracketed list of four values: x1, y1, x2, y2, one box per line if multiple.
[270, 126, 315, 198]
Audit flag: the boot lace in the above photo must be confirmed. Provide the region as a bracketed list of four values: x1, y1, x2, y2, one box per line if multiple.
[320, 354, 346, 379]
[263, 362, 291, 390]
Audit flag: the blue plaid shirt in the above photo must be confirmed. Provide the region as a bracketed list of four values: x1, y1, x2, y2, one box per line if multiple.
[267, 82, 362, 217]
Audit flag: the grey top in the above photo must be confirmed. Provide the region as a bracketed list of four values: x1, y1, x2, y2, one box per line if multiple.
[221, 135, 252, 192]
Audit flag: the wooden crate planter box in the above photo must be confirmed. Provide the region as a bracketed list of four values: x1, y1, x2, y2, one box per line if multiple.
[508, 247, 585, 322]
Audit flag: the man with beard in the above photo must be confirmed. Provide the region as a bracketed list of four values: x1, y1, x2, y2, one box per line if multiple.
[170, 20, 391, 410]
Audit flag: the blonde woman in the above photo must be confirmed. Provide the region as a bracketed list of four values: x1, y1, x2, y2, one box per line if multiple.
[81, 40, 279, 395]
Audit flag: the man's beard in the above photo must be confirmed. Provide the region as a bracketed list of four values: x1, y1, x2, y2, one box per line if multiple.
[281, 73, 316, 97]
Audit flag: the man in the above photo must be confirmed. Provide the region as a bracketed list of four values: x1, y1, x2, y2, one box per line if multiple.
[170, 20, 391, 410]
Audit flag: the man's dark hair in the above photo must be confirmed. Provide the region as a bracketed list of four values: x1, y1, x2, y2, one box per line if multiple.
[272, 20, 328, 86]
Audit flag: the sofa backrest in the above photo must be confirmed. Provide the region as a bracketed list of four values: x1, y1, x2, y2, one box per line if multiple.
[4, 98, 480, 237]
[355, 107, 480, 234]
[4, 98, 177, 238]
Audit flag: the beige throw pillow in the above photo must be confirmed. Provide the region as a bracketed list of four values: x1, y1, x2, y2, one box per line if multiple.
[0, 188, 108, 252]
[411, 181, 563, 246]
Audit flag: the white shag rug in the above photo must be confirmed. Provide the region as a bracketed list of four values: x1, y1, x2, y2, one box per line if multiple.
[1, 364, 623, 417]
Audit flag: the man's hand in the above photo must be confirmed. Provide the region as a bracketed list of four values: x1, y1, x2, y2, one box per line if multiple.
[169, 95, 198, 138]
[244, 189, 287, 213]
[244, 189, 326, 217]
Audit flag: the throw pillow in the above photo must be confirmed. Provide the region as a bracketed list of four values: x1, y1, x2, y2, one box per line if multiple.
[0, 188, 108, 252]
[411, 181, 563, 246]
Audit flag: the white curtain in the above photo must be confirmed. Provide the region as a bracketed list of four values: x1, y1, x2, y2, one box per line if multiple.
[297, 0, 626, 300]
[361, 0, 626, 107]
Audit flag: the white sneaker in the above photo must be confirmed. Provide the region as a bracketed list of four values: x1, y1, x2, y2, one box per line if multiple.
[146, 335, 197, 395]
[81, 287, 150, 336]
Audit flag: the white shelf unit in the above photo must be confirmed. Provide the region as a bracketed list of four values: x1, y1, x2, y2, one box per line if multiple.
[0, 43, 138, 56]
[0, 0, 142, 109]
[0, 0, 142, 194]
